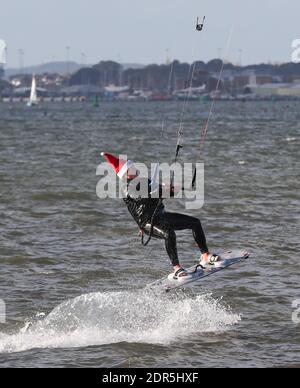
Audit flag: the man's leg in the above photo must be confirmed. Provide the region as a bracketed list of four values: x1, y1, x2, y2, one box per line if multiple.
[163, 213, 209, 254]
[162, 213, 222, 265]
[143, 223, 180, 267]
[159, 226, 188, 277]
[164, 229, 180, 268]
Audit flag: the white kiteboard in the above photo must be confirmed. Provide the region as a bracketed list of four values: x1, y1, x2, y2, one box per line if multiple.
[148, 250, 250, 292]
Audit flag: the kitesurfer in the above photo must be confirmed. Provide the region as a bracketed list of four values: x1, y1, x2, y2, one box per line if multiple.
[196, 16, 205, 31]
[101, 153, 223, 280]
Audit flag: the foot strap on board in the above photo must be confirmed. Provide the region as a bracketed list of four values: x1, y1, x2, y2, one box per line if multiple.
[193, 264, 205, 273]
[173, 268, 188, 280]
[208, 254, 221, 265]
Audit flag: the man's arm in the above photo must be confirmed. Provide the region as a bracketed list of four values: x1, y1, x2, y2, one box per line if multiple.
[150, 180, 182, 198]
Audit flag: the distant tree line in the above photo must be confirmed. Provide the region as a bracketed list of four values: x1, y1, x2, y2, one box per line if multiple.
[0, 79, 10, 93]
[69, 59, 300, 91]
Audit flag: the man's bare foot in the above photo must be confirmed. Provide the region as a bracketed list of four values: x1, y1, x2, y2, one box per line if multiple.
[200, 252, 210, 264]
[173, 265, 182, 272]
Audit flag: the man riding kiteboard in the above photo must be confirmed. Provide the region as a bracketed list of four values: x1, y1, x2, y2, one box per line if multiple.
[101, 152, 224, 280]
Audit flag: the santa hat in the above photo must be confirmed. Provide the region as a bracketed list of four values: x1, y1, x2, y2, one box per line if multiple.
[101, 152, 135, 179]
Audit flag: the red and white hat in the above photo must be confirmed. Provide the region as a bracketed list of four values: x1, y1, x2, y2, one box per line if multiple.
[101, 152, 135, 179]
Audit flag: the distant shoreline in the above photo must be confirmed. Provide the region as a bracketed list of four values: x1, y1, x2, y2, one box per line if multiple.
[1, 96, 300, 104]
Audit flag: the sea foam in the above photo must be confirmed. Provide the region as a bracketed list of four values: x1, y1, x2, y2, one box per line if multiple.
[0, 290, 240, 354]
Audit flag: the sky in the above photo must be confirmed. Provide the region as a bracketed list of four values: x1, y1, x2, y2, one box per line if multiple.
[0, 0, 300, 68]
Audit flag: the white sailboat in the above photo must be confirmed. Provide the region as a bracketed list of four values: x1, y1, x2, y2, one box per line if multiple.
[27, 75, 38, 106]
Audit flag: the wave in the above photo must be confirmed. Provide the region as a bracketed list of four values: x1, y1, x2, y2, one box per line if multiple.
[0, 290, 240, 354]
[285, 137, 297, 142]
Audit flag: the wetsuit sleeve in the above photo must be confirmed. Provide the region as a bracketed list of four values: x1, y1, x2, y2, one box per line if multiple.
[124, 178, 176, 199]
[151, 181, 176, 198]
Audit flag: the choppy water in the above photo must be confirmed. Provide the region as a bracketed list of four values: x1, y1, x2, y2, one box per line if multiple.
[0, 101, 299, 368]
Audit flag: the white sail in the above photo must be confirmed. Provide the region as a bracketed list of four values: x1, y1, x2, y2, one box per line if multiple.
[0, 39, 7, 64]
[28, 75, 38, 106]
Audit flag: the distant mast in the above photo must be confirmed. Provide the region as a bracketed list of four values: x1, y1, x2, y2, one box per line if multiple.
[0, 39, 7, 64]
[27, 75, 38, 106]
[0, 39, 7, 77]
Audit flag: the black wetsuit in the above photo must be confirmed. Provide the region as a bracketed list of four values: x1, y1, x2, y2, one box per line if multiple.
[123, 178, 209, 267]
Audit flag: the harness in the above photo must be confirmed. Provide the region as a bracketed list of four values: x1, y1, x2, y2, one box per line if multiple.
[141, 198, 163, 246]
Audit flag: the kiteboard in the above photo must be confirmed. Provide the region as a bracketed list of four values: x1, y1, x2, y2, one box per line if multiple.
[148, 250, 250, 292]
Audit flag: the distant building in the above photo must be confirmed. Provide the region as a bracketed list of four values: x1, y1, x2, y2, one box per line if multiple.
[232, 76, 250, 89]
[173, 85, 206, 100]
[61, 84, 102, 96]
[104, 85, 130, 100]
[256, 75, 274, 85]
[246, 82, 300, 97]
[13, 86, 47, 97]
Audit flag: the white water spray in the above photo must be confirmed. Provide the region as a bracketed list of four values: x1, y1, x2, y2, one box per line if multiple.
[0, 290, 240, 354]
